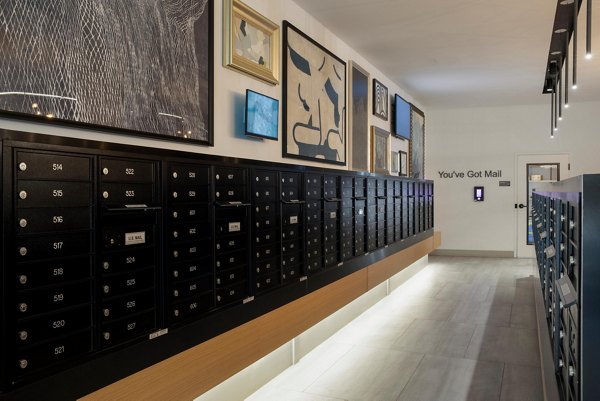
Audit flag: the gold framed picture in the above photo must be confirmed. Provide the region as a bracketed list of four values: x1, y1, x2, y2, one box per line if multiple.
[371, 126, 390, 174]
[224, 0, 279, 85]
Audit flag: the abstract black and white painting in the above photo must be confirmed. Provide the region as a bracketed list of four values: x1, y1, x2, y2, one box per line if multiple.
[410, 105, 425, 179]
[373, 79, 388, 121]
[0, 0, 213, 145]
[349, 61, 369, 171]
[282, 21, 346, 165]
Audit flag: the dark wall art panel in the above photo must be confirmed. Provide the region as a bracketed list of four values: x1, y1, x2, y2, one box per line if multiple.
[350, 62, 369, 171]
[282, 21, 346, 165]
[410, 105, 425, 179]
[0, 0, 213, 145]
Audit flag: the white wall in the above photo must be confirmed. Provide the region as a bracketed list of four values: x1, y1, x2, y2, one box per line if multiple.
[0, 0, 417, 171]
[427, 100, 600, 254]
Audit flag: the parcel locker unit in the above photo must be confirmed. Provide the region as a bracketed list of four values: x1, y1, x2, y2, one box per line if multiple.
[0, 130, 434, 400]
[11, 150, 94, 382]
[213, 167, 252, 307]
[532, 175, 600, 401]
[252, 170, 281, 294]
[98, 158, 161, 349]
[167, 163, 213, 324]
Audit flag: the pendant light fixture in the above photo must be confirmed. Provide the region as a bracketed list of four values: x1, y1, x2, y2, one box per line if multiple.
[573, 0, 578, 89]
[551, 87, 555, 138]
[586, 0, 593, 59]
[565, 31, 570, 108]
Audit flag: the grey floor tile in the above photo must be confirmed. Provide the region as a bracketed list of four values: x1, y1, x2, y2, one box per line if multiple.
[305, 347, 424, 401]
[487, 285, 534, 305]
[510, 304, 537, 329]
[450, 301, 512, 328]
[391, 319, 476, 358]
[333, 313, 413, 349]
[465, 325, 540, 367]
[382, 297, 460, 322]
[397, 354, 504, 401]
[499, 363, 543, 401]
[435, 282, 491, 303]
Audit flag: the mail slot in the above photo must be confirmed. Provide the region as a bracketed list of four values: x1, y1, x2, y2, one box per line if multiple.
[16, 305, 91, 347]
[341, 176, 353, 187]
[354, 185, 366, 198]
[323, 176, 337, 187]
[253, 170, 277, 186]
[255, 229, 277, 245]
[17, 207, 91, 234]
[255, 244, 278, 261]
[16, 256, 92, 290]
[171, 275, 213, 298]
[341, 207, 353, 219]
[282, 186, 301, 201]
[215, 187, 245, 202]
[341, 198, 353, 209]
[304, 187, 320, 199]
[253, 187, 277, 201]
[170, 257, 212, 281]
[102, 248, 155, 274]
[306, 257, 322, 273]
[101, 290, 156, 323]
[101, 158, 155, 183]
[324, 230, 338, 244]
[14, 329, 92, 376]
[103, 225, 154, 250]
[99, 268, 154, 299]
[214, 167, 246, 186]
[280, 172, 300, 186]
[254, 215, 276, 230]
[215, 250, 247, 271]
[16, 232, 91, 261]
[282, 266, 299, 283]
[256, 272, 279, 292]
[171, 222, 212, 242]
[306, 210, 321, 223]
[324, 243, 336, 255]
[171, 293, 214, 323]
[170, 205, 210, 222]
[323, 187, 338, 198]
[170, 164, 210, 186]
[282, 253, 301, 269]
[16, 152, 91, 181]
[101, 182, 155, 206]
[16, 281, 91, 317]
[17, 181, 91, 208]
[100, 311, 156, 348]
[216, 282, 246, 305]
[341, 187, 353, 198]
[306, 234, 321, 248]
[170, 184, 210, 202]
[324, 220, 336, 233]
[341, 249, 352, 261]
[304, 174, 320, 187]
[255, 257, 280, 275]
[306, 223, 321, 237]
[306, 245, 320, 259]
[254, 202, 277, 218]
[324, 254, 337, 266]
[282, 225, 301, 241]
[281, 239, 301, 255]
[171, 239, 212, 262]
[215, 266, 246, 287]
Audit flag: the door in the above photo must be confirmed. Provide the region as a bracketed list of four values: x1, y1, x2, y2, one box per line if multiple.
[516, 154, 569, 258]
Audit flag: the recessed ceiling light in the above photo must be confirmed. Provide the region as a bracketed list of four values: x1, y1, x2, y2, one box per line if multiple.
[555, 28, 568, 34]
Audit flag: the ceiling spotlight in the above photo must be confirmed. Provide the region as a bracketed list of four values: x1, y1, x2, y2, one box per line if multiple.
[565, 103, 570, 108]
[559, 116, 563, 121]
[586, 52, 593, 59]
[572, 84, 578, 90]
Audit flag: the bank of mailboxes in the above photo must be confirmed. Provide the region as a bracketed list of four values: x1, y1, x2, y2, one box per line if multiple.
[1, 137, 434, 394]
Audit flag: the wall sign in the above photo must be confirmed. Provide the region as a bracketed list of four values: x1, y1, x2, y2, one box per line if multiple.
[437, 169, 502, 179]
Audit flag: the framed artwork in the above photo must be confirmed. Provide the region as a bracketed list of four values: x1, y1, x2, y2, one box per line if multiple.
[399, 150, 408, 177]
[371, 126, 390, 174]
[372, 79, 388, 121]
[223, 0, 279, 85]
[348, 61, 370, 172]
[282, 21, 347, 165]
[391, 151, 400, 174]
[410, 105, 425, 179]
[0, 0, 214, 145]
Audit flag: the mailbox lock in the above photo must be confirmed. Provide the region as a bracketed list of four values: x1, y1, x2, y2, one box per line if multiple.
[18, 275, 27, 285]
[173, 309, 180, 317]
[19, 191, 27, 200]
[102, 167, 109, 175]
[18, 331, 28, 341]
[19, 247, 28, 256]
[102, 191, 109, 199]
[173, 290, 179, 297]
[18, 162, 27, 171]
[19, 219, 28, 228]
[172, 191, 178, 198]
[173, 251, 179, 258]
[103, 285, 110, 294]
[18, 359, 28, 369]
[18, 303, 28, 313]
[173, 270, 179, 278]
[172, 211, 178, 218]
[103, 332, 111, 341]
[172, 172, 178, 178]
[103, 309, 110, 317]
[173, 231, 178, 238]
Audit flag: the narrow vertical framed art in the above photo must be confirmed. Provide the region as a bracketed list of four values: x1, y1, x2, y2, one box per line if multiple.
[410, 105, 425, 178]
[282, 21, 347, 166]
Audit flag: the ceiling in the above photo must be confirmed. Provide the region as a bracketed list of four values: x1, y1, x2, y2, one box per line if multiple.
[293, 0, 600, 108]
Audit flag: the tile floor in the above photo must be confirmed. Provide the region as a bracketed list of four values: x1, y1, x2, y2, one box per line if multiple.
[246, 256, 543, 401]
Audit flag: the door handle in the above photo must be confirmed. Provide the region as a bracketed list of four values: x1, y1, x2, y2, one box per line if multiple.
[514, 203, 526, 209]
